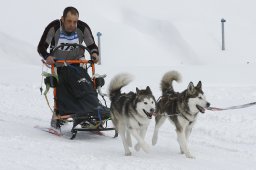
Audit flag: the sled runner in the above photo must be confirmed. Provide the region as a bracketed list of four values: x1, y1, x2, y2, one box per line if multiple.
[40, 43, 117, 139]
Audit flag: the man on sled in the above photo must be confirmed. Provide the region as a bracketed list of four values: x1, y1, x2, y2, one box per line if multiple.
[37, 6, 109, 130]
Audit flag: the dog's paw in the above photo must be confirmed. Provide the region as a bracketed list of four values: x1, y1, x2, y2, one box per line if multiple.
[152, 138, 157, 146]
[134, 143, 141, 151]
[180, 147, 184, 154]
[185, 153, 195, 159]
[152, 134, 158, 145]
[141, 143, 150, 153]
[125, 152, 132, 156]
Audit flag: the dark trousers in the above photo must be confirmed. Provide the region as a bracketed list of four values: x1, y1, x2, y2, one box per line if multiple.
[56, 66, 100, 116]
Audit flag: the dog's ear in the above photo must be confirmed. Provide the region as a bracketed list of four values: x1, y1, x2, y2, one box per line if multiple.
[146, 86, 152, 94]
[196, 81, 202, 89]
[136, 87, 140, 93]
[187, 82, 195, 94]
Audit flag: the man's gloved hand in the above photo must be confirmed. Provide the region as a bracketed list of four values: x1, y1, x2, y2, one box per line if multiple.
[45, 56, 55, 65]
[91, 53, 99, 63]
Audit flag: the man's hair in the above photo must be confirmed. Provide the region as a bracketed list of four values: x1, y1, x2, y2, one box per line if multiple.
[63, 7, 79, 18]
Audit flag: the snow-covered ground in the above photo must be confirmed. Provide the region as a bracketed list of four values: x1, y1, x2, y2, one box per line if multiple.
[0, 0, 256, 170]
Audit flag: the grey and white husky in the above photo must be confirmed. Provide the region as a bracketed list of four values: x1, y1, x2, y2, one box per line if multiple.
[109, 73, 156, 156]
[152, 71, 210, 158]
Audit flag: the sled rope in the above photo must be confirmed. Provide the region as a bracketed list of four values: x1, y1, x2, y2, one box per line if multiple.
[157, 102, 256, 116]
[207, 102, 256, 111]
[158, 113, 180, 117]
[40, 62, 44, 95]
[41, 71, 58, 115]
[40, 61, 56, 115]
[44, 95, 55, 115]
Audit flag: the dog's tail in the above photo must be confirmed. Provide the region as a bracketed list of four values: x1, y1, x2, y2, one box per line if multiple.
[108, 73, 134, 101]
[161, 71, 181, 94]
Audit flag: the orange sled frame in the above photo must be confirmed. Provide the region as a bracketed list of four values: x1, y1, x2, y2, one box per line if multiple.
[43, 44, 117, 139]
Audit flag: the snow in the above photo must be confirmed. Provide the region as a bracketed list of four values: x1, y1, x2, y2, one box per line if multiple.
[0, 0, 256, 169]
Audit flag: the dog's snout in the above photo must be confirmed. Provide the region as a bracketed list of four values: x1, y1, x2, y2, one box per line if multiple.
[150, 108, 155, 113]
[206, 102, 210, 107]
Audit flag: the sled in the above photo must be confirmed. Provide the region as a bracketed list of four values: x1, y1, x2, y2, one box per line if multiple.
[41, 43, 117, 139]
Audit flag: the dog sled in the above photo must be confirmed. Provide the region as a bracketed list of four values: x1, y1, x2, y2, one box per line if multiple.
[40, 43, 117, 139]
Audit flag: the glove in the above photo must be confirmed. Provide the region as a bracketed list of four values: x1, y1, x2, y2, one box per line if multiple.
[45, 56, 55, 65]
[91, 53, 99, 63]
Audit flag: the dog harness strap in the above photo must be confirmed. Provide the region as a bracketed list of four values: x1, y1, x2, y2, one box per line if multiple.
[138, 122, 143, 127]
[179, 112, 193, 123]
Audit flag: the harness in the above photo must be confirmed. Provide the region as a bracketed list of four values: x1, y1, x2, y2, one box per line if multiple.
[157, 91, 197, 124]
[179, 111, 197, 124]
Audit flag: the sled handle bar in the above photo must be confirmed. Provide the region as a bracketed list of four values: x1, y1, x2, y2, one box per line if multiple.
[54, 59, 95, 75]
[54, 59, 94, 64]
[53, 59, 95, 75]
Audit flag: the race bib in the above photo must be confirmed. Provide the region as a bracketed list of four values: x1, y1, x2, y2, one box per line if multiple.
[57, 31, 79, 51]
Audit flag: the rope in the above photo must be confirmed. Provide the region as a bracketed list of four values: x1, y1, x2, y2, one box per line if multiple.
[159, 91, 256, 112]
[207, 102, 256, 111]
[40, 61, 56, 116]
[157, 113, 180, 117]
[40, 62, 44, 95]
[44, 94, 56, 116]
[101, 96, 107, 108]
[97, 106, 102, 124]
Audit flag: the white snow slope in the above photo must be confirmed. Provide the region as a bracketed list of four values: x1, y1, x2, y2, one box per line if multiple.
[0, 0, 256, 170]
